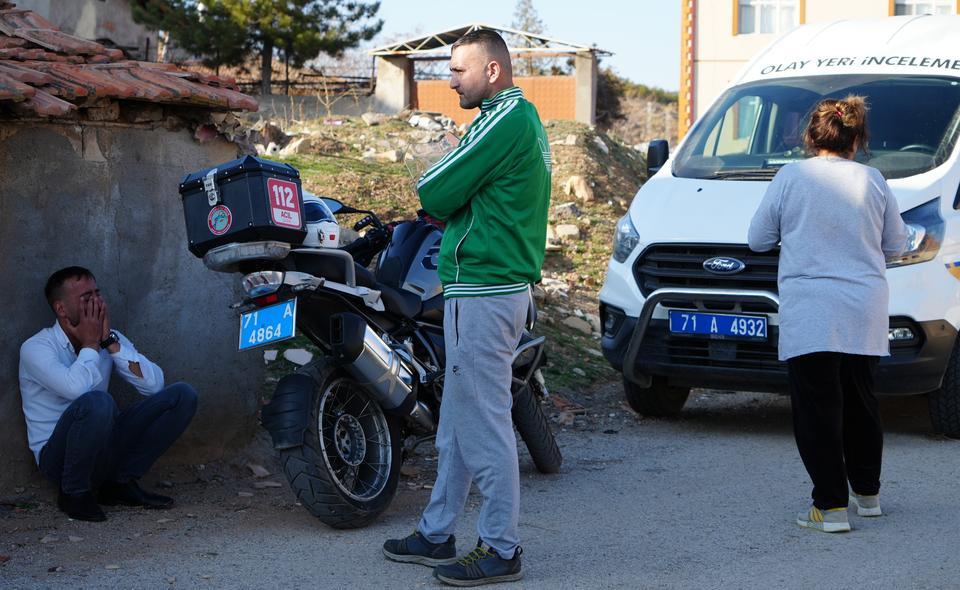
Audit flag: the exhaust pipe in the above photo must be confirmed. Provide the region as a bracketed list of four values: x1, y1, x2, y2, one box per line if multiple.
[330, 313, 416, 412]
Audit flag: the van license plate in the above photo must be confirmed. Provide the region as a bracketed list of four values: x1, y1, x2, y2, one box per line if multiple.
[668, 311, 767, 341]
[239, 299, 297, 350]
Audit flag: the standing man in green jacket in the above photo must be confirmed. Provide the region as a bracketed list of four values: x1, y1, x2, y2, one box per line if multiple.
[383, 29, 551, 587]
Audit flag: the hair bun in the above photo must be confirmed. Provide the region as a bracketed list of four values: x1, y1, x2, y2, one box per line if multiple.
[837, 95, 867, 128]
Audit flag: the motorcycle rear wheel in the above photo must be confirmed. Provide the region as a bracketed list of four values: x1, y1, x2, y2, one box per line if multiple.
[279, 361, 402, 529]
[512, 379, 563, 474]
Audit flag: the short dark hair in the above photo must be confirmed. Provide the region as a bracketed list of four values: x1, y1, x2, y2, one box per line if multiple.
[45, 266, 95, 309]
[451, 28, 512, 70]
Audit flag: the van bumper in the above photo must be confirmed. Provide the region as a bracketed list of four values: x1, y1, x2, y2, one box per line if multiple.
[600, 304, 955, 396]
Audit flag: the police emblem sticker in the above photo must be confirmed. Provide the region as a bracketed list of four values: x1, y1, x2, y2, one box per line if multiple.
[207, 204, 233, 236]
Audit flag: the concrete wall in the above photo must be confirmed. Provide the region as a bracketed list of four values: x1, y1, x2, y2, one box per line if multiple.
[17, 0, 158, 60]
[374, 56, 413, 114]
[256, 93, 378, 121]
[0, 122, 264, 498]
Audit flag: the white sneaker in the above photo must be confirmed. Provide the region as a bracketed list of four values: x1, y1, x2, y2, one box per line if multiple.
[849, 493, 882, 517]
[796, 506, 851, 533]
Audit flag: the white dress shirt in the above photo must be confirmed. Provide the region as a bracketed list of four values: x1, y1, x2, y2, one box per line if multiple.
[19, 321, 165, 464]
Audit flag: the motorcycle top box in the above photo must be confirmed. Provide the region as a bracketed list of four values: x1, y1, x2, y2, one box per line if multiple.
[180, 155, 307, 257]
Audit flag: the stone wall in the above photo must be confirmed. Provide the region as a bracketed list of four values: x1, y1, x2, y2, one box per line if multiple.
[0, 122, 264, 498]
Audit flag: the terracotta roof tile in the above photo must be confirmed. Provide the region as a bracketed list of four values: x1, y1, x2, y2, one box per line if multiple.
[0, 4, 257, 118]
[0, 69, 32, 100]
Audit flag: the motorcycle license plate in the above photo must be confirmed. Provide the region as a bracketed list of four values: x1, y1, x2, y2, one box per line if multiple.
[239, 299, 297, 350]
[667, 310, 767, 341]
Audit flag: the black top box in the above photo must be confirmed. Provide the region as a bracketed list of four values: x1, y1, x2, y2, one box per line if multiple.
[180, 155, 307, 258]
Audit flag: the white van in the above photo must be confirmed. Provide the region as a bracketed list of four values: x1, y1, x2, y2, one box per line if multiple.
[599, 15, 960, 436]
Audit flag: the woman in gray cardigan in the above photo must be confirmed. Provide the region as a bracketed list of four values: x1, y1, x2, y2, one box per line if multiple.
[748, 96, 907, 533]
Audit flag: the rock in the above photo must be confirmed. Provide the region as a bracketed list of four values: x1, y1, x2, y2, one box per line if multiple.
[278, 136, 308, 157]
[105, 564, 120, 570]
[338, 227, 360, 246]
[532, 285, 546, 303]
[265, 142, 280, 156]
[263, 350, 278, 364]
[552, 202, 581, 219]
[562, 316, 593, 335]
[261, 122, 288, 146]
[592, 136, 610, 154]
[254, 143, 266, 156]
[156, 518, 173, 524]
[68, 536, 83, 543]
[555, 224, 581, 241]
[585, 313, 602, 334]
[247, 463, 271, 478]
[408, 114, 423, 127]
[375, 149, 403, 163]
[587, 348, 604, 357]
[237, 491, 254, 498]
[540, 277, 569, 300]
[158, 480, 174, 488]
[400, 465, 419, 478]
[361, 112, 387, 126]
[417, 118, 443, 131]
[283, 349, 313, 366]
[253, 480, 283, 489]
[564, 175, 595, 202]
[40, 535, 59, 544]
[572, 367, 587, 376]
[564, 134, 577, 146]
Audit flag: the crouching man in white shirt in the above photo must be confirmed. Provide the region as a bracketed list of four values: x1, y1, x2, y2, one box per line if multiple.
[19, 266, 198, 522]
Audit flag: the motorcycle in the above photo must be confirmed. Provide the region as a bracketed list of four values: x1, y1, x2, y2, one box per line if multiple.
[198, 195, 562, 529]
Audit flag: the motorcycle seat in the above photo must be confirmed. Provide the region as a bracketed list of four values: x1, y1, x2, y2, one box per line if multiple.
[289, 251, 422, 319]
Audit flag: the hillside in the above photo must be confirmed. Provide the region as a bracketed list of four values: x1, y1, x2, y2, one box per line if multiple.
[246, 111, 647, 396]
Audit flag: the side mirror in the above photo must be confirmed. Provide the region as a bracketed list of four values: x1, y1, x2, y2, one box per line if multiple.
[647, 139, 669, 177]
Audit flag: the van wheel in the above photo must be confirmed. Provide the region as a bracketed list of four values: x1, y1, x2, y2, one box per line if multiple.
[929, 339, 960, 438]
[623, 377, 690, 417]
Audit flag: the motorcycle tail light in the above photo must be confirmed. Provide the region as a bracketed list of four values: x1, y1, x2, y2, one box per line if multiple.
[242, 271, 285, 297]
[253, 293, 280, 307]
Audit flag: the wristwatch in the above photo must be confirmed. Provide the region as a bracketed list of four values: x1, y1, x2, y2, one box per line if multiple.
[99, 330, 119, 350]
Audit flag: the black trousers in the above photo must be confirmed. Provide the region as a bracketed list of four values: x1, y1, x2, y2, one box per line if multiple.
[787, 352, 882, 510]
[39, 383, 198, 495]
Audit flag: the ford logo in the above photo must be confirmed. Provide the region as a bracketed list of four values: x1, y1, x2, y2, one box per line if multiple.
[703, 257, 746, 275]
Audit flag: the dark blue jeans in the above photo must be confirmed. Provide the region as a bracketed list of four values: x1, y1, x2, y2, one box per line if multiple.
[39, 383, 198, 494]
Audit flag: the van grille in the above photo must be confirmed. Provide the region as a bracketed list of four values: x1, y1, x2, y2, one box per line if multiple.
[633, 244, 779, 297]
[634, 322, 785, 374]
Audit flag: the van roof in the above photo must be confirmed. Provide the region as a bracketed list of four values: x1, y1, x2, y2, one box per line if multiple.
[737, 15, 960, 84]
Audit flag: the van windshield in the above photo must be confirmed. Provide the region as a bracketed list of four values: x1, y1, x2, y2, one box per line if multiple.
[673, 75, 960, 180]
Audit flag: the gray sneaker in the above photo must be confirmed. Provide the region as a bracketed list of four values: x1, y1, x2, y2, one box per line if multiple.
[849, 493, 882, 517]
[796, 506, 851, 533]
[383, 530, 457, 567]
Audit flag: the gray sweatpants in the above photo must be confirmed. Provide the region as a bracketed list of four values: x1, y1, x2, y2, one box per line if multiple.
[417, 291, 528, 557]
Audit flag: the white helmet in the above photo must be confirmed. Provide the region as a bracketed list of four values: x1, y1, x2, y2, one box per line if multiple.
[302, 191, 340, 248]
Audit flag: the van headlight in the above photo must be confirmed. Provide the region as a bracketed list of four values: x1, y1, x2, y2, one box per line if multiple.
[887, 198, 944, 268]
[612, 214, 640, 263]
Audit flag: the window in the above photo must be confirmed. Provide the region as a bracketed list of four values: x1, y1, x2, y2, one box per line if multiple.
[894, 1, 954, 15]
[738, 0, 799, 35]
[673, 75, 960, 181]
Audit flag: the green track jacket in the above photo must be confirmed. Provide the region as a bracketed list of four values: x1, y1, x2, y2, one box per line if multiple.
[417, 86, 552, 298]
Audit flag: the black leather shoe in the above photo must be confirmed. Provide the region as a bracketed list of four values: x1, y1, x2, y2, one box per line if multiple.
[58, 490, 106, 522]
[98, 480, 174, 509]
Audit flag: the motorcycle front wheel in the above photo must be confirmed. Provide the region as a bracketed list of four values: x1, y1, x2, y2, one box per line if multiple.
[279, 361, 402, 529]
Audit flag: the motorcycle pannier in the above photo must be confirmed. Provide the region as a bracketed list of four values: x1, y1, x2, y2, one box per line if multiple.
[179, 155, 307, 257]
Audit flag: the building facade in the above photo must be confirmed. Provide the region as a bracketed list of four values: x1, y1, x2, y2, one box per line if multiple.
[679, 0, 960, 137]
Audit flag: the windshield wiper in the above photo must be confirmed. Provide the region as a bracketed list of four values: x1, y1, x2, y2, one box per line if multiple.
[704, 168, 779, 180]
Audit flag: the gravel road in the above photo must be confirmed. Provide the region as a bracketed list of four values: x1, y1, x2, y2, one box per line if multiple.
[2, 386, 957, 589]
